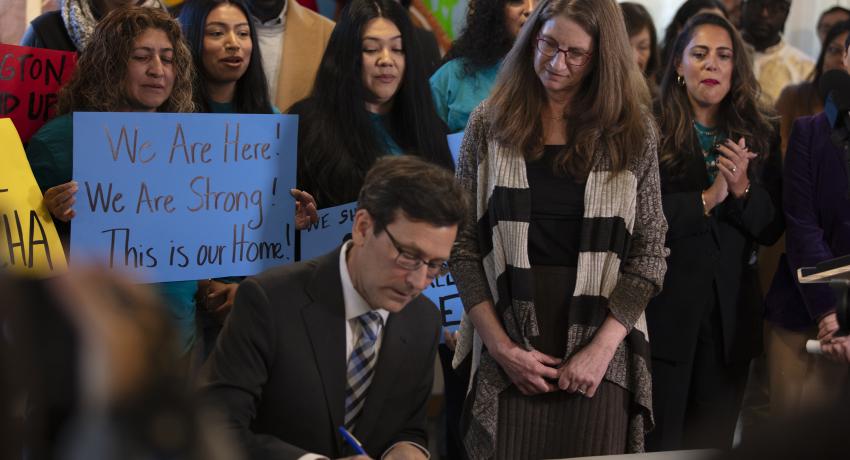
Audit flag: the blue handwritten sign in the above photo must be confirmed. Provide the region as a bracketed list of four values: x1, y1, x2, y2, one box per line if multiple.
[423, 272, 463, 336]
[299, 201, 358, 260]
[70, 112, 298, 282]
[448, 131, 464, 166]
[301, 201, 463, 337]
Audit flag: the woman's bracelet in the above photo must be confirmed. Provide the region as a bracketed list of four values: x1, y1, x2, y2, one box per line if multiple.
[701, 191, 710, 216]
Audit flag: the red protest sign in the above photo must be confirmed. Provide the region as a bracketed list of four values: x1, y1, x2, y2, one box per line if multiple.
[0, 44, 77, 143]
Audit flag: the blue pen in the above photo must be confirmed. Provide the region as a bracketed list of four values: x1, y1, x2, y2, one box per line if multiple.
[338, 426, 367, 455]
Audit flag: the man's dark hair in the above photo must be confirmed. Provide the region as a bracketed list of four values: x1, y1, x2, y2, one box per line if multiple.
[358, 155, 467, 232]
[740, 0, 791, 51]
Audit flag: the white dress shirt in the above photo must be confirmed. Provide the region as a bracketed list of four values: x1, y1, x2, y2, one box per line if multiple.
[340, 241, 391, 356]
[298, 242, 429, 460]
[253, 1, 287, 102]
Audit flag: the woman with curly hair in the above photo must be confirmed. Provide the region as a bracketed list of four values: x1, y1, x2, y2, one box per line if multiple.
[430, 0, 536, 133]
[646, 12, 782, 451]
[28, 5, 194, 226]
[290, 0, 453, 209]
[26, 6, 199, 353]
[21, 0, 167, 52]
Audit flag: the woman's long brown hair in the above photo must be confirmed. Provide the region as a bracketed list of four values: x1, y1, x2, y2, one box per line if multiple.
[657, 13, 774, 177]
[487, 0, 652, 178]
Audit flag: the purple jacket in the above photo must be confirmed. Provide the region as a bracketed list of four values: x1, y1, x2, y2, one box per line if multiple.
[765, 112, 850, 331]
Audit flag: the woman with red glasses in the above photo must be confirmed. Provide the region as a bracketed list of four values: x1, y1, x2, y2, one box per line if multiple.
[450, 0, 667, 457]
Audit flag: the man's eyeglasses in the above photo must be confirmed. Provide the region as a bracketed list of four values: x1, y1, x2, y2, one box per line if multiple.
[536, 36, 592, 66]
[384, 227, 450, 278]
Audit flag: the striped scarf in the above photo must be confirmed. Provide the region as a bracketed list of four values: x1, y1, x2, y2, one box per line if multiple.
[60, 0, 167, 51]
[451, 102, 669, 459]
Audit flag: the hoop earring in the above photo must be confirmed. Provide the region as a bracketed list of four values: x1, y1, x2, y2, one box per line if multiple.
[677, 74, 686, 86]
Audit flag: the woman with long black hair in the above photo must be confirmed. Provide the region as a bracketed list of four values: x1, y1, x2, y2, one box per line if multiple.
[179, 0, 275, 114]
[290, 0, 453, 208]
[26, 6, 201, 357]
[178, 0, 278, 363]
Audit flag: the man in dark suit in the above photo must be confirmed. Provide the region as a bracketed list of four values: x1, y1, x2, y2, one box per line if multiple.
[201, 156, 468, 460]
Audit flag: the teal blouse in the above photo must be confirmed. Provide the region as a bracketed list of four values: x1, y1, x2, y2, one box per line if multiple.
[693, 121, 726, 184]
[429, 58, 500, 133]
[369, 112, 403, 155]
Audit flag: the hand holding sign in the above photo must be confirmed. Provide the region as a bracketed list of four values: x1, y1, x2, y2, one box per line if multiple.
[0, 118, 67, 275]
[198, 279, 239, 323]
[43, 180, 78, 222]
[71, 112, 298, 282]
[290, 188, 318, 230]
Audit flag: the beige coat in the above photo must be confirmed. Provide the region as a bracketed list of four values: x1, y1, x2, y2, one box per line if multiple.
[275, 1, 334, 112]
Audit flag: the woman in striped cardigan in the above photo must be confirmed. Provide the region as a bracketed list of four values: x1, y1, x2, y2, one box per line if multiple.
[450, 0, 668, 458]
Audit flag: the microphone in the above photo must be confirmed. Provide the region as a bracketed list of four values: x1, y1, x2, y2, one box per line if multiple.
[805, 339, 823, 355]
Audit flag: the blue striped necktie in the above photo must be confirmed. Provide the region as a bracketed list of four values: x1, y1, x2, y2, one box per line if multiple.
[344, 310, 384, 431]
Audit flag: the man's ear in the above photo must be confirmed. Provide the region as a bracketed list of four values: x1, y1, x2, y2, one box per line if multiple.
[351, 209, 374, 247]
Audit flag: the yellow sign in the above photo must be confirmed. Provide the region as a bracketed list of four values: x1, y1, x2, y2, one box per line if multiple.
[0, 118, 67, 275]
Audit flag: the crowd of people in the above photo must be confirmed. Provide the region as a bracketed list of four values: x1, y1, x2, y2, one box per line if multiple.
[3, 0, 850, 459]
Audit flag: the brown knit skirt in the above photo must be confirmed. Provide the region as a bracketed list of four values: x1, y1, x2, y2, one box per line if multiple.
[493, 265, 629, 459]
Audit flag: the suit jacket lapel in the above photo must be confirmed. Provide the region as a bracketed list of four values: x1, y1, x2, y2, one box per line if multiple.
[353, 310, 408, 441]
[302, 248, 347, 447]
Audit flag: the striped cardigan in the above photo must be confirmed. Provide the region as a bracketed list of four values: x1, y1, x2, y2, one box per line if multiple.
[451, 102, 669, 458]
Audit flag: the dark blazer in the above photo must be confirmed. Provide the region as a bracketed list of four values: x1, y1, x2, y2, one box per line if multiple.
[646, 131, 783, 364]
[201, 248, 440, 459]
[765, 112, 850, 331]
